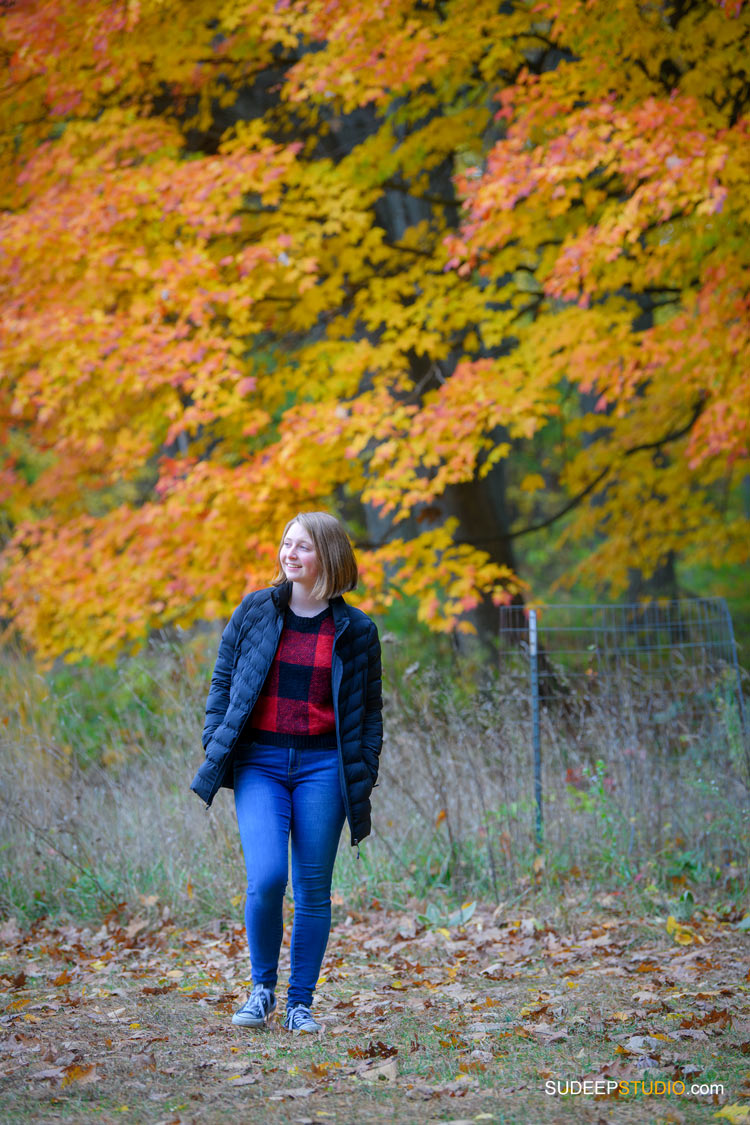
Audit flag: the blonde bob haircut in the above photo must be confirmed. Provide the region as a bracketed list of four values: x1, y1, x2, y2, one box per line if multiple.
[272, 511, 358, 600]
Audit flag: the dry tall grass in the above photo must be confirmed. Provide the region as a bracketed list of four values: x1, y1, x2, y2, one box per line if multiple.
[0, 635, 747, 925]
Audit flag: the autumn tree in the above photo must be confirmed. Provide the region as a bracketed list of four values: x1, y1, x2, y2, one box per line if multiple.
[0, 0, 748, 662]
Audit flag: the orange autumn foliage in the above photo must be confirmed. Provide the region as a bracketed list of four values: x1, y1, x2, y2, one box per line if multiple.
[0, 0, 748, 660]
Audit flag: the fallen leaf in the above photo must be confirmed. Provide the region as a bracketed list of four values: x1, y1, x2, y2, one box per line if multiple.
[631, 990, 660, 1004]
[268, 1085, 315, 1099]
[7, 997, 31, 1012]
[528, 1023, 568, 1043]
[347, 1041, 398, 1060]
[0, 918, 20, 946]
[359, 1057, 398, 1082]
[397, 916, 418, 940]
[680, 1008, 731, 1030]
[622, 1034, 668, 1053]
[62, 1063, 100, 1087]
[713, 1106, 750, 1123]
[667, 915, 703, 945]
[428, 1120, 474, 1124]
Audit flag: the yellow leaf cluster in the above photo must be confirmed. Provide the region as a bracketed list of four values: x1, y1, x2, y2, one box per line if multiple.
[0, 0, 748, 657]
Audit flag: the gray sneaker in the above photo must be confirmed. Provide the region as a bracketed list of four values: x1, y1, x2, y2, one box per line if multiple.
[283, 1004, 322, 1033]
[232, 984, 276, 1028]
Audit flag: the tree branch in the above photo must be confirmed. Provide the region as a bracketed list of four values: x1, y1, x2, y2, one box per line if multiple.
[383, 239, 436, 258]
[508, 395, 706, 540]
[508, 466, 609, 540]
[381, 177, 457, 208]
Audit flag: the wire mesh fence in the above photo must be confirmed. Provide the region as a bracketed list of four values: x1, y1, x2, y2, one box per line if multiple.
[350, 596, 750, 906]
[498, 597, 749, 847]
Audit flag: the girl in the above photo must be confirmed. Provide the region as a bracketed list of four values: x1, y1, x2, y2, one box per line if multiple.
[191, 512, 382, 1032]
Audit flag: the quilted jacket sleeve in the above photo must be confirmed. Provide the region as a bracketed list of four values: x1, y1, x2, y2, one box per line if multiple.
[201, 597, 248, 751]
[360, 622, 383, 783]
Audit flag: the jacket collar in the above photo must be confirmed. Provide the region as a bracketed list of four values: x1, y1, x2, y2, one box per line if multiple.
[271, 582, 349, 636]
[271, 581, 293, 610]
[330, 595, 349, 637]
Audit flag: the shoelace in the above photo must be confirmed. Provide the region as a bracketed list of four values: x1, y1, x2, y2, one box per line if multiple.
[245, 986, 274, 1017]
[287, 1005, 315, 1028]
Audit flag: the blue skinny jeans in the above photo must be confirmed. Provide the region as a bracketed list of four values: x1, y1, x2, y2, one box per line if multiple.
[233, 742, 346, 1009]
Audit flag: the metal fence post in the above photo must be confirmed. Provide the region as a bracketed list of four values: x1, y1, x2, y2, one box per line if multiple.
[529, 608, 543, 846]
[721, 600, 748, 737]
[721, 598, 750, 779]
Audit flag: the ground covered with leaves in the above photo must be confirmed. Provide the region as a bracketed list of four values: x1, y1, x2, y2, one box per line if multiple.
[1, 897, 749, 1125]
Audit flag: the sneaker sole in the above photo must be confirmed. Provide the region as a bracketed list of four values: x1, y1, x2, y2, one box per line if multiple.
[283, 1021, 322, 1033]
[232, 1007, 277, 1028]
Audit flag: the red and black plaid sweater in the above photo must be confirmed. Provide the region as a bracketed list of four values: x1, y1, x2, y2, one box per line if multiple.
[242, 606, 336, 748]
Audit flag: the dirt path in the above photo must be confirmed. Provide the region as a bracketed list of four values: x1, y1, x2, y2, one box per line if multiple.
[1, 901, 748, 1124]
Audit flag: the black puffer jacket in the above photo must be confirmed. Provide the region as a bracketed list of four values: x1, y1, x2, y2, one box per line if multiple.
[190, 582, 383, 845]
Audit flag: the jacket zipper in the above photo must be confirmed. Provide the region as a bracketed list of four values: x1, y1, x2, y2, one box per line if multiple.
[207, 605, 285, 805]
[331, 627, 357, 847]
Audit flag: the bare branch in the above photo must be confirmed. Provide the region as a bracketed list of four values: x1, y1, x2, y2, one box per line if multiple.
[509, 395, 706, 540]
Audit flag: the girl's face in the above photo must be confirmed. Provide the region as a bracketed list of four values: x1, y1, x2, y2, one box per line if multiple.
[280, 521, 320, 589]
